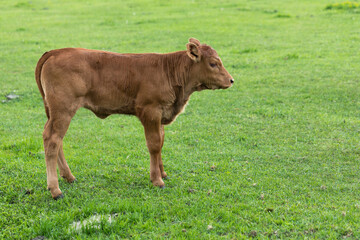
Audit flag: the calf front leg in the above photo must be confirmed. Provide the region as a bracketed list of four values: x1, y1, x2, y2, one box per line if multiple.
[159, 125, 167, 179]
[139, 107, 164, 188]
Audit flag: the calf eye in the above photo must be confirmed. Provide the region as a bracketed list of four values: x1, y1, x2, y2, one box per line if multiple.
[209, 63, 217, 68]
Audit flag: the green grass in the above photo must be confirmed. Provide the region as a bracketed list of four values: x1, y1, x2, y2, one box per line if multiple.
[325, 1, 360, 10]
[1, 0, 360, 239]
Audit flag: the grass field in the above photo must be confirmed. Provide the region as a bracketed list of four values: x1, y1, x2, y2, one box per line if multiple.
[1, 0, 360, 239]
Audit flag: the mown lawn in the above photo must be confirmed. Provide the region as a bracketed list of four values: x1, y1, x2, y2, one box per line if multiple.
[0, 0, 359, 239]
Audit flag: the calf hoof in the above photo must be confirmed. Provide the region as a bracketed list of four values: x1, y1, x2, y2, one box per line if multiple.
[62, 175, 76, 183]
[68, 178, 76, 184]
[151, 178, 165, 188]
[161, 172, 168, 179]
[54, 194, 64, 200]
[48, 187, 63, 200]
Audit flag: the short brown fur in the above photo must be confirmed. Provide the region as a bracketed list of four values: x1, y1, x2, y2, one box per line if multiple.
[35, 38, 234, 199]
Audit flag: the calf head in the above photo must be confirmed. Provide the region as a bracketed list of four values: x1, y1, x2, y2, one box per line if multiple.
[186, 38, 234, 91]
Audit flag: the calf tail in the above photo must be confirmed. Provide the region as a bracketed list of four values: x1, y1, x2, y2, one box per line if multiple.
[35, 51, 52, 119]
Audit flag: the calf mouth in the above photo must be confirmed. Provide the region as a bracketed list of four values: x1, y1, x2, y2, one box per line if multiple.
[197, 83, 231, 91]
[212, 84, 232, 90]
[220, 84, 232, 89]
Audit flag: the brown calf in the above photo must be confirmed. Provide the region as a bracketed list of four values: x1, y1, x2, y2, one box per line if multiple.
[35, 38, 234, 199]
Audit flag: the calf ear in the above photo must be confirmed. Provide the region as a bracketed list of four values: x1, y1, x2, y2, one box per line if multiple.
[189, 38, 201, 46]
[186, 42, 201, 62]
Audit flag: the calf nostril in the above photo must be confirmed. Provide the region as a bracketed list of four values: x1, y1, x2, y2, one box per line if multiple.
[230, 79, 234, 84]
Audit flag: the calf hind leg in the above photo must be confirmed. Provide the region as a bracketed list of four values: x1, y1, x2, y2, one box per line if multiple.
[43, 113, 73, 199]
[58, 142, 76, 183]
